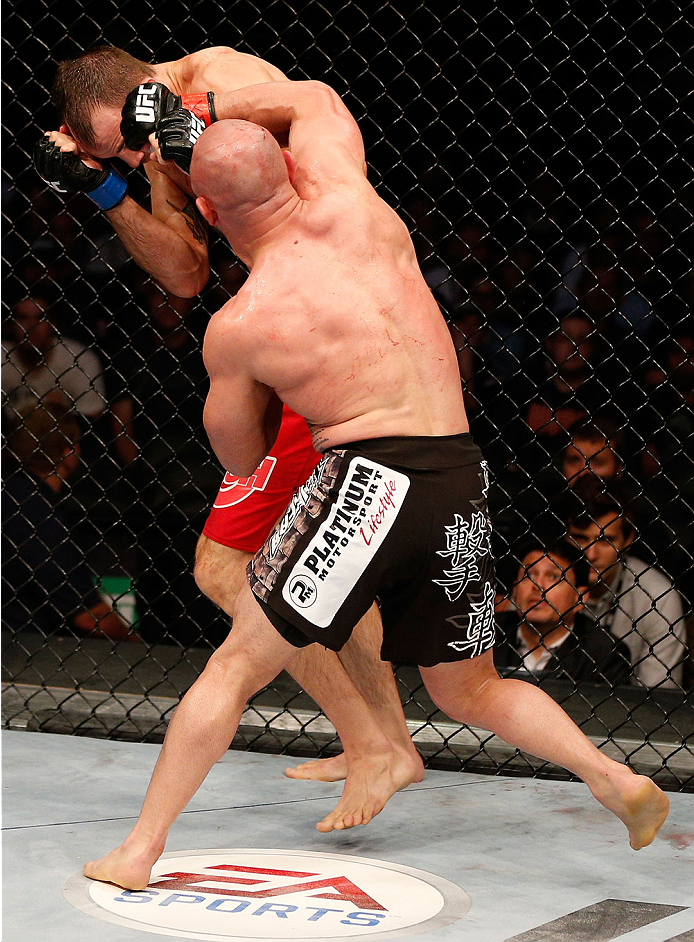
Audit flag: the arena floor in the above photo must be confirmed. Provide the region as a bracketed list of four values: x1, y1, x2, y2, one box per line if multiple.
[3, 730, 693, 942]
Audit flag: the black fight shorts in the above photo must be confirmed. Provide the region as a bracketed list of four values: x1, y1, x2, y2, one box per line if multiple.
[247, 433, 496, 667]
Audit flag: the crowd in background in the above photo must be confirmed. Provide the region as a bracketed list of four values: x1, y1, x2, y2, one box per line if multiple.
[2, 174, 693, 690]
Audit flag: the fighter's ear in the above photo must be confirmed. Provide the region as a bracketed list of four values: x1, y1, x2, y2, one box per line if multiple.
[196, 196, 218, 227]
[282, 148, 297, 185]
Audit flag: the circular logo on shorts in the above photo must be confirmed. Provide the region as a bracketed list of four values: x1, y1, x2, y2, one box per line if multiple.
[287, 574, 318, 609]
[64, 848, 471, 940]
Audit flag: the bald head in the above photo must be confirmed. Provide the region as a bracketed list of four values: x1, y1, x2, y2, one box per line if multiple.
[190, 120, 291, 219]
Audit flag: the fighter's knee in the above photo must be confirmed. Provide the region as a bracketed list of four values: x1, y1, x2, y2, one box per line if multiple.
[421, 654, 501, 724]
[193, 552, 219, 602]
[206, 646, 266, 701]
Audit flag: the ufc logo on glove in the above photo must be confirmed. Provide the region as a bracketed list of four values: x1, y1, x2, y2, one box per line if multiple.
[135, 85, 157, 122]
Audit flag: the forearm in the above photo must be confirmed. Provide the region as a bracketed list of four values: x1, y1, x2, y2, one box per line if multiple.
[106, 194, 208, 297]
[209, 80, 333, 139]
[204, 387, 281, 477]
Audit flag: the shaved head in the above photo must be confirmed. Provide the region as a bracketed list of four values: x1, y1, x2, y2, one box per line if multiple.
[190, 120, 290, 218]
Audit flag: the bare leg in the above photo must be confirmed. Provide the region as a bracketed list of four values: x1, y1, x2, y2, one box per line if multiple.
[421, 652, 669, 850]
[195, 535, 422, 788]
[285, 602, 423, 785]
[84, 582, 416, 889]
[84, 585, 301, 890]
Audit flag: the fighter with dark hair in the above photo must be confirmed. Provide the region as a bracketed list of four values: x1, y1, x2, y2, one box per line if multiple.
[35, 45, 424, 826]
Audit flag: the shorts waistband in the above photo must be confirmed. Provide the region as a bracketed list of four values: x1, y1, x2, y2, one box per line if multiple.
[331, 433, 483, 470]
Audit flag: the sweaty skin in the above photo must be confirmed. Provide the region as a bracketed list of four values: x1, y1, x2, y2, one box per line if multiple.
[197, 93, 468, 475]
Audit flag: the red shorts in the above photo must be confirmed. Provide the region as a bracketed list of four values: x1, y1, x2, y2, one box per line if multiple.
[202, 406, 321, 554]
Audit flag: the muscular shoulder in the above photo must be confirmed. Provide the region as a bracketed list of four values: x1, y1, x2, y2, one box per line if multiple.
[178, 47, 287, 92]
[202, 298, 247, 371]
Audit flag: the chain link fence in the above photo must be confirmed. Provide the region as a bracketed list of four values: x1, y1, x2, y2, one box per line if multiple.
[3, 1, 693, 790]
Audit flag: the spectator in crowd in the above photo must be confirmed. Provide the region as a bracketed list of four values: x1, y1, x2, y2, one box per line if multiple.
[2, 290, 107, 424]
[494, 536, 631, 685]
[499, 311, 646, 480]
[641, 321, 694, 485]
[2, 408, 137, 642]
[109, 283, 220, 512]
[620, 207, 674, 310]
[447, 218, 496, 290]
[637, 320, 694, 598]
[496, 240, 553, 332]
[522, 312, 608, 440]
[107, 283, 227, 646]
[560, 418, 625, 485]
[566, 479, 687, 689]
[498, 417, 627, 545]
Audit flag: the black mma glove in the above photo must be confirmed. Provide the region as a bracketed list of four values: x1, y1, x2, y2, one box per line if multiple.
[34, 136, 127, 211]
[121, 82, 216, 151]
[156, 108, 207, 174]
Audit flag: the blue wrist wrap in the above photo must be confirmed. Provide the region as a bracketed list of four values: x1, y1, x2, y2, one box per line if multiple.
[88, 168, 127, 211]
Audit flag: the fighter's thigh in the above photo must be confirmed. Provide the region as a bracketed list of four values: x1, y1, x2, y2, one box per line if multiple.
[194, 533, 252, 612]
[419, 649, 500, 716]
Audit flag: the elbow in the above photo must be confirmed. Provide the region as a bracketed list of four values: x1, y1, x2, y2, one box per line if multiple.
[303, 80, 341, 107]
[169, 265, 209, 299]
[174, 279, 206, 299]
[158, 256, 209, 298]
[215, 448, 261, 479]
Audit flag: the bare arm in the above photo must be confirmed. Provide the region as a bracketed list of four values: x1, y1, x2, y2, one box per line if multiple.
[108, 53, 291, 291]
[202, 312, 282, 476]
[204, 81, 367, 194]
[106, 162, 209, 297]
[45, 52, 290, 296]
[44, 128, 209, 296]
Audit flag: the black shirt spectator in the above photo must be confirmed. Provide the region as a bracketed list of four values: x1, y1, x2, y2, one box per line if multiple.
[2, 409, 135, 640]
[2, 466, 103, 632]
[493, 536, 631, 686]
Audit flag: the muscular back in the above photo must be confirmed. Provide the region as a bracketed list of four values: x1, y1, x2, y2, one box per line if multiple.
[198, 82, 468, 473]
[212, 180, 468, 451]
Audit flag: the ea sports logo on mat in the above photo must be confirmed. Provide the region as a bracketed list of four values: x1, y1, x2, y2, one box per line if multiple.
[64, 848, 471, 939]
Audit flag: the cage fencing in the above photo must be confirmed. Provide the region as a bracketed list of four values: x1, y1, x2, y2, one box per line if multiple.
[2, 0, 693, 789]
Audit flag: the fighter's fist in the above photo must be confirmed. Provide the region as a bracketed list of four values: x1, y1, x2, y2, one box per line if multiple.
[34, 135, 109, 193]
[34, 136, 127, 211]
[121, 82, 217, 151]
[156, 108, 207, 174]
[121, 82, 180, 151]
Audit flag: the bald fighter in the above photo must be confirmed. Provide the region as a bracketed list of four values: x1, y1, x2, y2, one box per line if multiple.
[84, 80, 669, 891]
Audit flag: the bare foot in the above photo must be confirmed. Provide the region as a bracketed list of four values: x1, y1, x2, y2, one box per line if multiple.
[315, 745, 424, 832]
[285, 753, 349, 782]
[592, 764, 670, 850]
[286, 747, 425, 785]
[84, 836, 165, 890]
